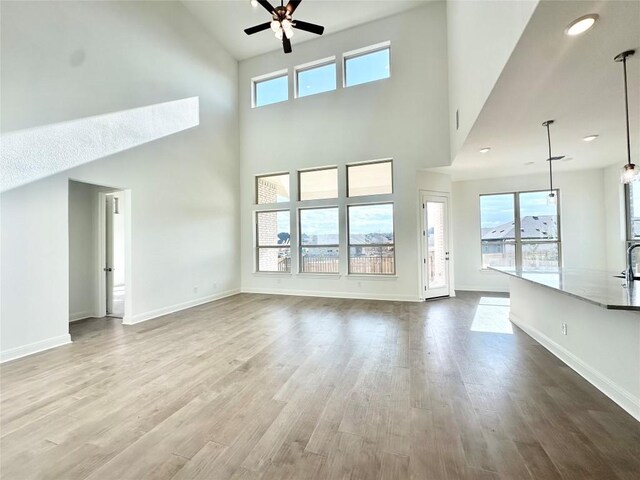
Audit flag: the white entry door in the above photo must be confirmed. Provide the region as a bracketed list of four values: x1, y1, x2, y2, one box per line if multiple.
[423, 194, 450, 299]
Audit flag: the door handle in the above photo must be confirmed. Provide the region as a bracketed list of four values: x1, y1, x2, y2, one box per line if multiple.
[104, 267, 113, 272]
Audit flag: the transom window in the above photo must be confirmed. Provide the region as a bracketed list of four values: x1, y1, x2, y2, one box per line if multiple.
[344, 43, 391, 88]
[347, 160, 393, 197]
[256, 173, 290, 204]
[296, 59, 336, 98]
[299, 167, 338, 201]
[253, 72, 288, 108]
[480, 190, 561, 271]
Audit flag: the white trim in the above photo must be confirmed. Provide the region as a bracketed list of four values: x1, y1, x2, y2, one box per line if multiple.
[122, 289, 241, 325]
[69, 310, 95, 322]
[1, 334, 72, 363]
[241, 287, 419, 302]
[510, 311, 640, 422]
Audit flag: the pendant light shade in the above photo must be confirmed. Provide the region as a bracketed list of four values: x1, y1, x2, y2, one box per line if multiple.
[542, 120, 564, 205]
[615, 50, 637, 184]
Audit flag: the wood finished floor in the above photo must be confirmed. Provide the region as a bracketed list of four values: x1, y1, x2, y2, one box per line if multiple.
[1, 292, 639, 480]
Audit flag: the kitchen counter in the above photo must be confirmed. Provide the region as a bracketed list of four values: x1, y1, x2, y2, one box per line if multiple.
[490, 266, 640, 421]
[489, 266, 640, 311]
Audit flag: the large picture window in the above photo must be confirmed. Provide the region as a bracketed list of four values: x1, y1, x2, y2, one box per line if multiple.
[256, 210, 291, 272]
[348, 203, 395, 275]
[480, 190, 560, 271]
[299, 207, 339, 273]
[625, 182, 640, 267]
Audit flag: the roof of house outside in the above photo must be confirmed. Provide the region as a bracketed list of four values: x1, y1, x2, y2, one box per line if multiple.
[482, 215, 557, 241]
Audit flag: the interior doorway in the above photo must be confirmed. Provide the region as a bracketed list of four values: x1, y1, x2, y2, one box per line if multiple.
[68, 181, 130, 325]
[421, 192, 451, 299]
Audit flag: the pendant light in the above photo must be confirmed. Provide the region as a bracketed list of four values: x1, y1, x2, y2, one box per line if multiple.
[616, 50, 638, 183]
[542, 120, 564, 205]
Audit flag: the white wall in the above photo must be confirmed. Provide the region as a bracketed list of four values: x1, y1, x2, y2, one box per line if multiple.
[239, 3, 451, 301]
[68, 181, 99, 321]
[447, 0, 539, 161]
[0, 1, 240, 361]
[452, 169, 608, 292]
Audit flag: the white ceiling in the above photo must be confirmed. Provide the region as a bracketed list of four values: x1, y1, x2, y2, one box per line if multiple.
[181, 0, 425, 60]
[443, 0, 640, 181]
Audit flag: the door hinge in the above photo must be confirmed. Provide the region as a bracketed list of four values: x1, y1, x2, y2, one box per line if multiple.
[423, 258, 426, 264]
[422, 203, 425, 209]
[423, 230, 425, 236]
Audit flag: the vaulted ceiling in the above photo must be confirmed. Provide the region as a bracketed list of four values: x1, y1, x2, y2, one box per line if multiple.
[181, 0, 425, 60]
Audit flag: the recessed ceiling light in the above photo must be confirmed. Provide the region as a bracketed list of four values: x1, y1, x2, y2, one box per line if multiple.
[565, 14, 598, 36]
[524, 161, 535, 166]
[479, 147, 491, 154]
[583, 134, 599, 142]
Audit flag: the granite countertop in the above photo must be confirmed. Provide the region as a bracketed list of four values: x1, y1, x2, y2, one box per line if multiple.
[489, 266, 640, 311]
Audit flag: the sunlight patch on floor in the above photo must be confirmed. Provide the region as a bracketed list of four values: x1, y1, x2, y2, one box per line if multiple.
[470, 296, 512, 334]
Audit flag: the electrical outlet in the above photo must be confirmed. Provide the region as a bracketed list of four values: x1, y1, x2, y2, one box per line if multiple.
[193, 286, 198, 294]
[562, 323, 568, 335]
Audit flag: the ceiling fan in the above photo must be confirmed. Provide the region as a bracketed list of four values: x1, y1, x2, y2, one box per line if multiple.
[244, 0, 325, 54]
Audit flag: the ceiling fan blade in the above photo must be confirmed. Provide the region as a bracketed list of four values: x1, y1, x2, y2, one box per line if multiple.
[292, 20, 324, 35]
[257, 0, 276, 15]
[283, 36, 292, 54]
[286, 0, 302, 15]
[244, 22, 271, 35]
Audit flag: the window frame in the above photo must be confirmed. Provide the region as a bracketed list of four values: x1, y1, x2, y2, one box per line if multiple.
[255, 209, 291, 273]
[255, 172, 290, 205]
[346, 159, 394, 198]
[343, 41, 391, 88]
[347, 202, 396, 276]
[298, 206, 340, 274]
[298, 166, 339, 202]
[294, 56, 337, 99]
[479, 189, 562, 271]
[252, 69, 289, 108]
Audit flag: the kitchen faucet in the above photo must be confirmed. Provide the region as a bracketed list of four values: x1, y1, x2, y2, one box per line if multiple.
[625, 243, 640, 284]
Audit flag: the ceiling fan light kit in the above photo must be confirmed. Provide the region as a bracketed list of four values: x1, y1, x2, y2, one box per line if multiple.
[244, 0, 325, 54]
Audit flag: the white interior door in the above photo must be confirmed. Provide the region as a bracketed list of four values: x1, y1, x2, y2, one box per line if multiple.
[423, 194, 450, 299]
[105, 195, 115, 315]
[105, 193, 125, 318]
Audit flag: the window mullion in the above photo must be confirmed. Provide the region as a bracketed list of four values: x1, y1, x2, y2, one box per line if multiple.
[514, 193, 523, 270]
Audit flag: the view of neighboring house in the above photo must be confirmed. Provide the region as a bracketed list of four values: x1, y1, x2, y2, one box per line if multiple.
[482, 215, 559, 270]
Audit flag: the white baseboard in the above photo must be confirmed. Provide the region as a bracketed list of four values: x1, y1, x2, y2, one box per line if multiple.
[241, 287, 420, 302]
[123, 289, 241, 325]
[455, 285, 509, 293]
[69, 310, 96, 322]
[1, 334, 72, 364]
[510, 312, 640, 421]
